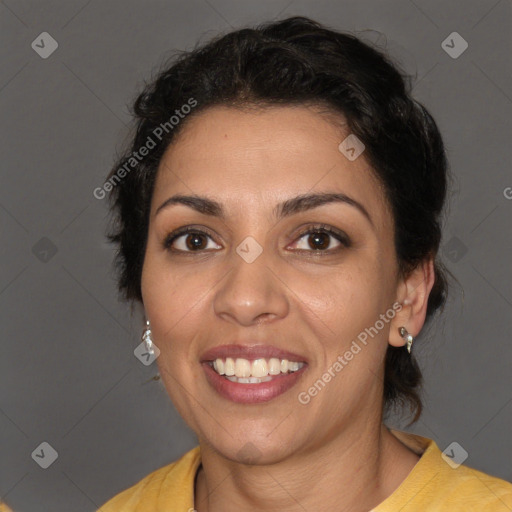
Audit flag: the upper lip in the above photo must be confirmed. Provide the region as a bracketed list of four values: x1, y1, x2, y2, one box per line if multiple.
[200, 344, 308, 363]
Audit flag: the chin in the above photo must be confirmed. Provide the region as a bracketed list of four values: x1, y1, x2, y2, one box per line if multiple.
[200, 420, 304, 466]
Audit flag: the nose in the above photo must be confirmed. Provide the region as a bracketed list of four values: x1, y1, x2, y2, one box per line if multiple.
[213, 247, 289, 327]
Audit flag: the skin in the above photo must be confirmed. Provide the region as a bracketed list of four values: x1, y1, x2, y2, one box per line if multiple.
[141, 105, 435, 512]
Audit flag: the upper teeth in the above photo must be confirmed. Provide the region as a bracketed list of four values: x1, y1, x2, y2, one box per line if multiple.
[212, 357, 304, 378]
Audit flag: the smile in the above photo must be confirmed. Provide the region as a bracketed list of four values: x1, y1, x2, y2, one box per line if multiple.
[202, 357, 308, 404]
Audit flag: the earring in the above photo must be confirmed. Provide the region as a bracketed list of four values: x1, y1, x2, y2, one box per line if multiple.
[142, 319, 154, 354]
[398, 327, 414, 354]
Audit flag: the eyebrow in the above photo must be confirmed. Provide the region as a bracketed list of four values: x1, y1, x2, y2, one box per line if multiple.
[155, 192, 373, 226]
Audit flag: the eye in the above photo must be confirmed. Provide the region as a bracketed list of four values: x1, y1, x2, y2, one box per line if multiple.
[290, 224, 351, 253]
[163, 227, 222, 253]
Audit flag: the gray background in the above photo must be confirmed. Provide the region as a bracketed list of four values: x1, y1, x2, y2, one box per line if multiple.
[1, 0, 511, 510]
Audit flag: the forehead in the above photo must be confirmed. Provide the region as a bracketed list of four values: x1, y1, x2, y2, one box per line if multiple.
[151, 105, 391, 229]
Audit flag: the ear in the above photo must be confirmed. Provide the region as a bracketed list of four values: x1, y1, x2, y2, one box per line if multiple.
[389, 258, 436, 348]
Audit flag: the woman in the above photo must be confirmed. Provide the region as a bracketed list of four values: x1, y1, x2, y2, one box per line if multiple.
[97, 16, 511, 511]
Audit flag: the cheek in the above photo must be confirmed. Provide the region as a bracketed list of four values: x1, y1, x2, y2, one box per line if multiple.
[141, 254, 216, 370]
[297, 260, 385, 338]
[141, 253, 182, 349]
[141, 257, 206, 420]
[141, 236, 199, 312]
[294, 266, 391, 403]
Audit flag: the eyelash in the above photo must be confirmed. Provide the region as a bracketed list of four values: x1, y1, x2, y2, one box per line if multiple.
[163, 224, 351, 254]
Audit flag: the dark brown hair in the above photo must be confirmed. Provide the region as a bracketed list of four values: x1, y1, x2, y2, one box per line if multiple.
[106, 16, 449, 423]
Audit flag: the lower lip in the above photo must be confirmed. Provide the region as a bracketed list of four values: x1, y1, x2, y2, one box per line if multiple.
[202, 362, 307, 404]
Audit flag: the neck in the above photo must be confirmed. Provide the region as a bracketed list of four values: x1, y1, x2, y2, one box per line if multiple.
[194, 420, 420, 512]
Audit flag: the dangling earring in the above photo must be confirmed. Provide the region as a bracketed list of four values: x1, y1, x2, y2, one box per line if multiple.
[398, 327, 414, 354]
[142, 319, 154, 354]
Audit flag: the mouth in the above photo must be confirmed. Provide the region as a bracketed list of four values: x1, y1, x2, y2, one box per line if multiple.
[200, 345, 308, 403]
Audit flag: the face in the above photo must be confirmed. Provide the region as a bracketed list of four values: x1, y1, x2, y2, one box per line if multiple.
[141, 105, 402, 464]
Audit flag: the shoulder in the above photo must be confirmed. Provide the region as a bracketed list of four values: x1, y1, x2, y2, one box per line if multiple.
[439, 462, 512, 510]
[97, 446, 201, 511]
[379, 430, 512, 511]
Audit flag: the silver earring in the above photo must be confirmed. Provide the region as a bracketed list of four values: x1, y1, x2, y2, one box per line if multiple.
[398, 327, 414, 354]
[142, 319, 154, 354]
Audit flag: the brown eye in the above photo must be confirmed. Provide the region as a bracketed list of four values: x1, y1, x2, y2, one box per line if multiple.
[296, 230, 340, 251]
[291, 224, 351, 253]
[164, 227, 221, 253]
[307, 232, 331, 250]
[184, 233, 208, 250]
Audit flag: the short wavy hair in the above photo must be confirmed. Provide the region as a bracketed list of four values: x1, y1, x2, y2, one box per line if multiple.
[106, 16, 449, 423]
